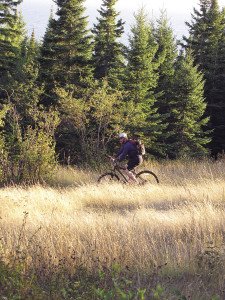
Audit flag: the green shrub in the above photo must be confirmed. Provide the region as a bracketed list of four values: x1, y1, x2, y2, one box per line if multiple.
[0, 105, 59, 184]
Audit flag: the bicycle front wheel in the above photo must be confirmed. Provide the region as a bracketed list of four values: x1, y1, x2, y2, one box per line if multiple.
[136, 170, 159, 185]
[97, 172, 120, 183]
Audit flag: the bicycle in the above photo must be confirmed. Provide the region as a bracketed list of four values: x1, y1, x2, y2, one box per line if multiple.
[97, 157, 159, 185]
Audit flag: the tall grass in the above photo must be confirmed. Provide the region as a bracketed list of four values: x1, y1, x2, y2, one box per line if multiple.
[1, 159, 225, 299]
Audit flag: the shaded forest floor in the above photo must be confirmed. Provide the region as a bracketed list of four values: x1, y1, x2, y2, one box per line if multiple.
[0, 159, 225, 299]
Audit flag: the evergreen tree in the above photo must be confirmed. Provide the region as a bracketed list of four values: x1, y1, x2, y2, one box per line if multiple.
[39, 11, 58, 106]
[14, 15, 40, 82]
[214, 8, 225, 122]
[39, 0, 93, 105]
[0, 0, 23, 87]
[54, 0, 93, 86]
[23, 30, 40, 69]
[14, 31, 42, 120]
[204, 2, 225, 155]
[0, 29, 43, 147]
[154, 11, 178, 155]
[125, 9, 163, 154]
[92, 0, 125, 89]
[167, 51, 210, 158]
[12, 11, 26, 50]
[183, 0, 225, 156]
[154, 11, 178, 114]
[183, 0, 224, 90]
[182, 0, 212, 67]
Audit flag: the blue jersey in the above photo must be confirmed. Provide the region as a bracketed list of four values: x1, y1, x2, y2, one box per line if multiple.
[116, 141, 139, 162]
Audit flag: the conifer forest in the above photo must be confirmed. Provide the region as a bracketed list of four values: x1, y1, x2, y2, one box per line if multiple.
[0, 0, 225, 182]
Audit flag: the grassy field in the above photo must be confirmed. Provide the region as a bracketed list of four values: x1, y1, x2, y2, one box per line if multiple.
[1, 159, 225, 299]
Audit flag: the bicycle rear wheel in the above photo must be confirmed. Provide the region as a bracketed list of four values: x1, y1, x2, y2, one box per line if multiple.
[98, 172, 120, 183]
[136, 170, 159, 185]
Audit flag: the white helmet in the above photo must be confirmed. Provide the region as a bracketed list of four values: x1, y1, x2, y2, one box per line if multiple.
[118, 132, 128, 139]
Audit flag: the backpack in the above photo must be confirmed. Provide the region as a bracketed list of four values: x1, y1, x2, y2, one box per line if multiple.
[131, 138, 146, 156]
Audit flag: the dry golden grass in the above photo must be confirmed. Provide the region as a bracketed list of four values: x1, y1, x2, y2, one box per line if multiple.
[1, 159, 225, 298]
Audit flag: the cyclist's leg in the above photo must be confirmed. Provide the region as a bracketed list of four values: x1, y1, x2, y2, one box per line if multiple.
[126, 160, 140, 182]
[138, 155, 143, 165]
[117, 162, 127, 170]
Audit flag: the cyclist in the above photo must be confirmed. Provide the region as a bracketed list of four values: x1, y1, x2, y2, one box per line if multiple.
[113, 132, 143, 183]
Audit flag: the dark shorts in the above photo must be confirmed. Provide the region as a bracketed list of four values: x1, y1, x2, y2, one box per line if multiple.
[127, 156, 143, 171]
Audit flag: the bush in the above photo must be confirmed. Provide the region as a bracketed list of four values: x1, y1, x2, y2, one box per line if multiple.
[0, 105, 59, 184]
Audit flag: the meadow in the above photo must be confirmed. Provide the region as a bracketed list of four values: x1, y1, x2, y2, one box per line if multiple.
[1, 159, 225, 299]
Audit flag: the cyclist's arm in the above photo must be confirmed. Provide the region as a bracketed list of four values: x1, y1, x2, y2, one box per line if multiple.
[117, 144, 129, 161]
[115, 146, 124, 159]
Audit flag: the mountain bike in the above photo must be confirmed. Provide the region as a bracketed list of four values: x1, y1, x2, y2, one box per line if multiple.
[97, 158, 159, 185]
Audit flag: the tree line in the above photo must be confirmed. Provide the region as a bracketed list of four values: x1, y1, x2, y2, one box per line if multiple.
[0, 0, 224, 182]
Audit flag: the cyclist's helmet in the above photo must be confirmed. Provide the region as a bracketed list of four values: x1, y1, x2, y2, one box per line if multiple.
[118, 133, 128, 139]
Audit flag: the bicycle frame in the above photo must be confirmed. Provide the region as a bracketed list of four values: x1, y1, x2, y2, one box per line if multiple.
[113, 165, 128, 182]
[111, 163, 137, 183]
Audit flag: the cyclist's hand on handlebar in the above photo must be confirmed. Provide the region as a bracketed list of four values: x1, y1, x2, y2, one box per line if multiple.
[106, 154, 115, 162]
[110, 157, 115, 163]
[106, 154, 118, 165]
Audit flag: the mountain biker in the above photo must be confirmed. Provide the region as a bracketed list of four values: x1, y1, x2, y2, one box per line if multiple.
[114, 133, 143, 182]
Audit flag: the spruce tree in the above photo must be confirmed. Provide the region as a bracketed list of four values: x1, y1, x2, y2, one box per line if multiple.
[0, 0, 23, 87]
[92, 0, 125, 89]
[39, 11, 58, 106]
[182, 0, 212, 67]
[39, 0, 93, 105]
[167, 51, 210, 158]
[12, 12, 30, 82]
[154, 11, 178, 155]
[125, 9, 163, 154]
[204, 1, 225, 155]
[0, 29, 43, 139]
[154, 11, 178, 114]
[15, 31, 42, 117]
[39, 10, 55, 79]
[212, 13, 225, 156]
[54, 0, 93, 86]
[183, 0, 225, 156]
[23, 30, 40, 69]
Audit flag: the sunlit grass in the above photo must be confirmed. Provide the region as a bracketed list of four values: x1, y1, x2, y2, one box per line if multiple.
[1, 159, 225, 298]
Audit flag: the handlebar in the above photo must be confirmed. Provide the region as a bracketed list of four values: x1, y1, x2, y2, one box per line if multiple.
[106, 155, 127, 170]
[106, 155, 118, 166]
